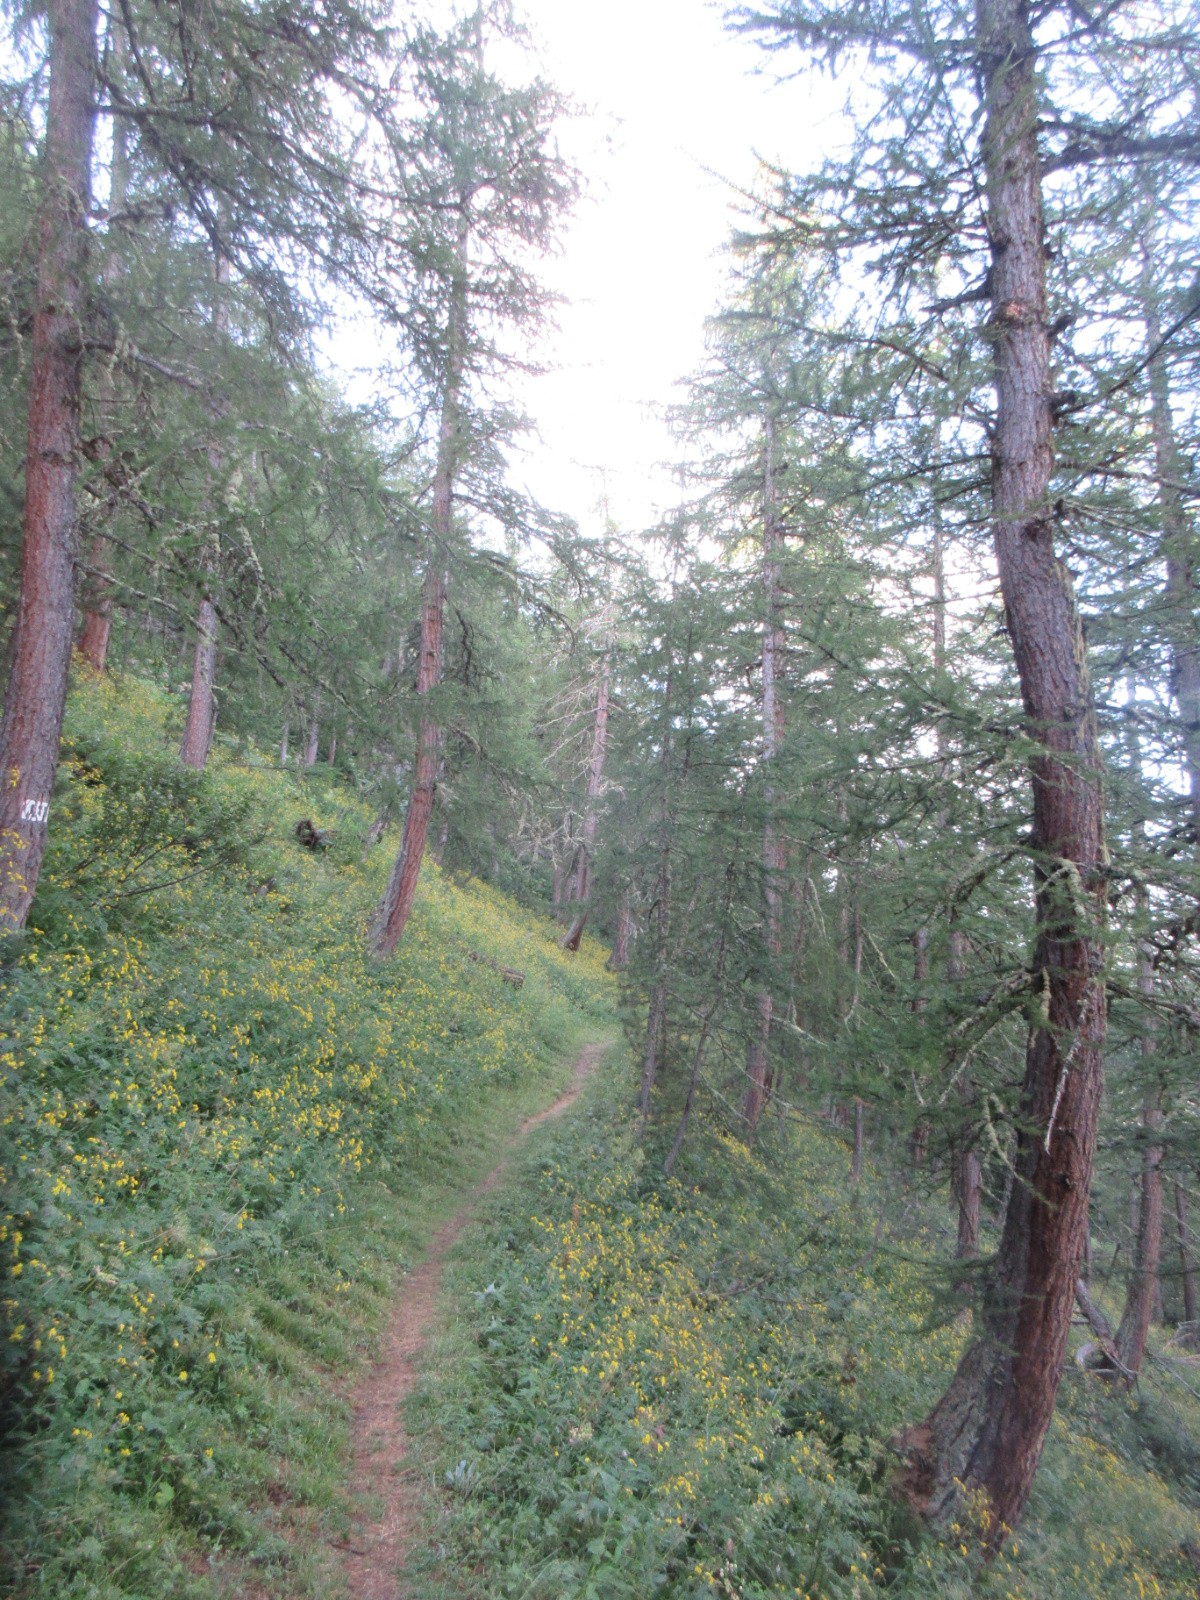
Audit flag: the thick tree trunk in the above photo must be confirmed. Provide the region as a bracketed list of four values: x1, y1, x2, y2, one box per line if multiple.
[897, 0, 1107, 1539]
[0, 0, 99, 932]
[374, 215, 467, 957]
[1176, 1181, 1199, 1343]
[744, 412, 787, 1130]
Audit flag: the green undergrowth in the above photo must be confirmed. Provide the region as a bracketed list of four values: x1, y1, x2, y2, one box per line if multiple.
[0, 671, 616, 1598]
[407, 1057, 1200, 1600]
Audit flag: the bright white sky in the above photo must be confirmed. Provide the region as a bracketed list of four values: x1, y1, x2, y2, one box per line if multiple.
[504, 0, 821, 539]
[327, 1, 839, 543]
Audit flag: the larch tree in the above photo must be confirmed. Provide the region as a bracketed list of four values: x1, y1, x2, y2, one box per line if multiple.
[738, 0, 1200, 1536]
[0, 0, 99, 933]
[372, 5, 576, 957]
[0, 0, 400, 921]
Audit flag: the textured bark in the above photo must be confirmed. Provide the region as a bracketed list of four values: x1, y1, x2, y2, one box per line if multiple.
[1176, 1181, 1199, 1342]
[954, 1149, 983, 1260]
[896, 0, 1107, 1538]
[374, 215, 467, 957]
[610, 896, 632, 968]
[0, 0, 99, 932]
[744, 412, 787, 1130]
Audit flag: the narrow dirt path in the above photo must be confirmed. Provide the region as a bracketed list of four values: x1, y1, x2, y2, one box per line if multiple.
[341, 1040, 606, 1600]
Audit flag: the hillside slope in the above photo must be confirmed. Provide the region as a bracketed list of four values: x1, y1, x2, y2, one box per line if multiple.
[0, 673, 615, 1599]
[406, 1062, 1200, 1600]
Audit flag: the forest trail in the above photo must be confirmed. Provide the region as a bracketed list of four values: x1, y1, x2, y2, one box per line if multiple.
[340, 1039, 607, 1600]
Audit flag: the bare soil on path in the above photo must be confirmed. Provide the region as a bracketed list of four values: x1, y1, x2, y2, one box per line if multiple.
[341, 1040, 606, 1599]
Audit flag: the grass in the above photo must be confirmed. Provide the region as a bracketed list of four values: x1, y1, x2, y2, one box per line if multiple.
[399, 1052, 1200, 1600]
[5, 670, 1198, 1600]
[0, 670, 616, 1598]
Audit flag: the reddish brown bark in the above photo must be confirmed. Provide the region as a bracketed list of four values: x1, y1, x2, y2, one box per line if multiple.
[374, 216, 467, 958]
[896, 0, 1107, 1538]
[77, 560, 113, 671]
[0, 0, 99, 932]
[744, 412, 787, 1130]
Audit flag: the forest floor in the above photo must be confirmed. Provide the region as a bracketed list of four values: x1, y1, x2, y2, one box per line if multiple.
[5, 675, 1199, 1600]
[340, 1039, 606, 1600]
[0, 673, 620, 1600]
